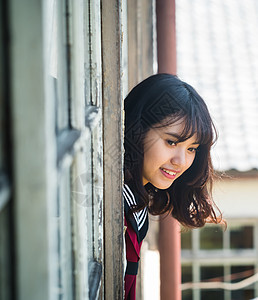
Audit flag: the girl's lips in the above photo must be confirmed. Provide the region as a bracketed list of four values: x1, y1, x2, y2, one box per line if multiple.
[160, 167, 178, 179]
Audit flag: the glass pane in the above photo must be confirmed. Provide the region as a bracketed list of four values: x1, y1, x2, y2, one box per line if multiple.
[231, 265, 255, 300]
[230, 265, 254, 283]
[230, 226, 253, 249]
[200, 226, 223, 249]
[201, 290, 224, 300]
[231, 289, 254, 300]
[182, 265, 193, 300]
[181, 230, 192, 249]
[201, 265, 224, 281]
[200, 266, 224, 300]
[182, 265, 192, 283]
[182, 290, 193, 300]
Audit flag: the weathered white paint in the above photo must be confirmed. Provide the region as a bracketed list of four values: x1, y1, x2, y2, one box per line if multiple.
[72, 152, 90, 299]
[89, 5, 104, 297]
[69, 0, 86, 130]
[58, 169, 74, 300]
[43, 1, 59, 299]
[55, 0, 69, 130]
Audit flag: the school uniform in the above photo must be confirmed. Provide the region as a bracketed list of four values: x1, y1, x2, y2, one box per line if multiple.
[123, 184, 149, 300]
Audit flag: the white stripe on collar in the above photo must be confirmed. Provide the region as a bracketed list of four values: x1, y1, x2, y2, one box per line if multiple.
[123, 184, 147, 231]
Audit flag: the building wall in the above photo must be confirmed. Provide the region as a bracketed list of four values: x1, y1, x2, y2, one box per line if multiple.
[213, 175, 258, 219]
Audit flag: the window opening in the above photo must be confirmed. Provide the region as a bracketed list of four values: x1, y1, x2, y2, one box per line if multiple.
[200, 225, 223, 250]
[181, 230, 192, 250]
[230, 226, 254, 249]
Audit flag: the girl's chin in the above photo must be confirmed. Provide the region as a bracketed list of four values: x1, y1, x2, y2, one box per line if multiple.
[150, 181, 173, 190]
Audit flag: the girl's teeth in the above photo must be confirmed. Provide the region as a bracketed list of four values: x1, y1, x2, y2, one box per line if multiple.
[162, 168, 176, 175]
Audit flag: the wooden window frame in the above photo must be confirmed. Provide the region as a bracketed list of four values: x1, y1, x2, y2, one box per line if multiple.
[182, 220, 258, 300]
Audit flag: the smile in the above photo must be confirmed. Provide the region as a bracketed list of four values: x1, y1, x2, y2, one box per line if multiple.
[160, 167, 179, 180]
[161, 168, 176, 176]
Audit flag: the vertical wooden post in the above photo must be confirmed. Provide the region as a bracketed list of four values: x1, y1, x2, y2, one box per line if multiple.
[127, 0, 156, 91]
[101, 0, 124, 298]
[156, 0, 181, 299]
[9, 1, 53, 299]
[159, 217, 181, 300]
[156, 0, 177, 75]
[127, 0, 139, 90]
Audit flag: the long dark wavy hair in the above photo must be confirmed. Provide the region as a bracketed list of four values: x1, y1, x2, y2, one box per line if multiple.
[124, 73, 223, 228]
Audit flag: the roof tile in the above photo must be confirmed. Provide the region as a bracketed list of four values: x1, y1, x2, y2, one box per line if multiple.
[176, 0, 258, 171]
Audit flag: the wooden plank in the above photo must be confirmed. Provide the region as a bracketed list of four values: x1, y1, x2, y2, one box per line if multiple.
[101, 0, 124, 298]
[89, 0, 104, 261]
[121, 0, 129, 99]
[127, 0, 155, 91]
[127, 0, 139, 90]
[89, 2, 105, 297]
[9, 1, 51, 299]
[141, 0, 155, 79]
[69, 1, 93, 299]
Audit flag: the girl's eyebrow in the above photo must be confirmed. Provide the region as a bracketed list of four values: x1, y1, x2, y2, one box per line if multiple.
[164, 132, 200, 145]
[164, 132, 181, 139]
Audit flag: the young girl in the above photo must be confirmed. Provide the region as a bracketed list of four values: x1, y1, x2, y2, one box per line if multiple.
[123, 74, 223, 299]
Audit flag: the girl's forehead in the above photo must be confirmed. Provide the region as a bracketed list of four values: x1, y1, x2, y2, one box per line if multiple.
[155, 118, 199, 143]
[157, 117, 187, 132]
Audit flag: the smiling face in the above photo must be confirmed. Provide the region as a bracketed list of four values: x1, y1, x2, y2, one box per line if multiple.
[142, 119, 199, 189]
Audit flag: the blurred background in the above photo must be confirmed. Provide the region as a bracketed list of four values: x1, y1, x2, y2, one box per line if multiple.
[144, 1, 258, 300]
[177, 1, 258, 300]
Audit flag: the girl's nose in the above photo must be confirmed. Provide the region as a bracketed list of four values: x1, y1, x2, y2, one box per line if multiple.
[170, 148, 186, 167]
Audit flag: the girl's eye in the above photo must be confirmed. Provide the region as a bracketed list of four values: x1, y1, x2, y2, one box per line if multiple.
[166, 140, 176, 146]
[188, 147, 198, 153]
